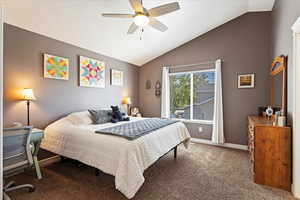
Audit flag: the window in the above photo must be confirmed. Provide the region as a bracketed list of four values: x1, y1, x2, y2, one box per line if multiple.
[169, 69, 215, 122]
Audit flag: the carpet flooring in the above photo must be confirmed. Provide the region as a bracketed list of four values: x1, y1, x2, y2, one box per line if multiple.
[5, 143, 297, 200]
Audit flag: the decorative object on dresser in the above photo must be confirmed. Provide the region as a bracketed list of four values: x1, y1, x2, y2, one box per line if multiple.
[155, 80, 161, 96]
[238, 73, 255, 88]
[44, 53, 69, 80]
[79, 56, 105, 88]
[110, 69, 123, 86]
[265, 106, 273, 119]
[258, 106, 281, 117]
[248, 116, 291, 191]
[22, 88, 36, 126]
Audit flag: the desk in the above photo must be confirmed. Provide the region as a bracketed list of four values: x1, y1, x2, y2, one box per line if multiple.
[31, 128, 44, 180]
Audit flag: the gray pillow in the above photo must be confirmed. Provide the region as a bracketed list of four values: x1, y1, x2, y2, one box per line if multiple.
[88, 110, 112, 124]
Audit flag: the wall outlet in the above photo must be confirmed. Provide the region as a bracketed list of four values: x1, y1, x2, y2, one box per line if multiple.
[198, 127, 203, 133]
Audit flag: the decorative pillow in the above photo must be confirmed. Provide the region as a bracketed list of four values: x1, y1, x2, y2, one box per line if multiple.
[67, 111, 93, 125]
[88, 109, 112, 124]
[111, 106, 130, 123]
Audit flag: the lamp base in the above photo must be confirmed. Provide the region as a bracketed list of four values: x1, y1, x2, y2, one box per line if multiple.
[27, 100, 30, 126]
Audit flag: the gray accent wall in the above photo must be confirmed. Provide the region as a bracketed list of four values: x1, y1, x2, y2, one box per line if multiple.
[139, 12, 271, 145]
[271, 0, 300, 124]
[3, 24, 139, 129]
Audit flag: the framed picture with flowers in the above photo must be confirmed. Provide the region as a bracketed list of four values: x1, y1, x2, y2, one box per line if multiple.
[44, 53, 69, 80]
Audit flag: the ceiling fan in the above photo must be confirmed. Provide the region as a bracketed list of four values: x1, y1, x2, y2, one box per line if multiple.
[102, 0, 180, 34]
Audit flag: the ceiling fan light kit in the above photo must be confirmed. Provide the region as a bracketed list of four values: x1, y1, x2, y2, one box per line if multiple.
[102, 0, 180, 34]
[134, 14, 149, 26]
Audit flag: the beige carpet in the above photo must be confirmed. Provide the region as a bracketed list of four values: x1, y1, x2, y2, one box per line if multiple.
[6, 143, 296, 200]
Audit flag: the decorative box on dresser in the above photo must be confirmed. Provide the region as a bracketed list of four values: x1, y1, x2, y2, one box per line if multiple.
[248, 115, 291, 191]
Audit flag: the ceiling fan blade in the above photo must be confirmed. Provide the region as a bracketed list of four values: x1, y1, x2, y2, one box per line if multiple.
[129, 0, 143, 13]
[102, 14, 134, 18]
[149, 18, 168, 32]
[148, 2, 180, 17]
[127, 22, 139, 34]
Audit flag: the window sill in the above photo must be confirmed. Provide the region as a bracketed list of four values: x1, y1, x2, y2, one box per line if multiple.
[174, 119, 214, 125]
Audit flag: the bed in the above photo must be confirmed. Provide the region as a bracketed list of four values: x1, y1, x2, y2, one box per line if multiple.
[41, 111, 191, 199]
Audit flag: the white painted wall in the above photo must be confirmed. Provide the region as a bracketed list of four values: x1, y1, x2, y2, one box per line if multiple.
[292, 16, 300, 198]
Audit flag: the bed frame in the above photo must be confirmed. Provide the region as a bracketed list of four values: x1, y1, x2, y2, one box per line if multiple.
[94, 144, 179, 176]
[59, 135, 185, 178]
[60, 144, 179, 176]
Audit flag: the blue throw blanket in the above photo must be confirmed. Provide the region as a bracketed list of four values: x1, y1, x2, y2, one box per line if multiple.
[95, 118, 179, 140]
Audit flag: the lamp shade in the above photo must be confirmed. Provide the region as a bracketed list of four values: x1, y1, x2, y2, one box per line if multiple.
[22, 88, 36, 100]
[121, 97, 131, 105]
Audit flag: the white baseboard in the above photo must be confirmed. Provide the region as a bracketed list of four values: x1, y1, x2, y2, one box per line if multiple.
[292, 183, 300, 199]
[191, 138, 248, 151]
[39, 155, 61, 167]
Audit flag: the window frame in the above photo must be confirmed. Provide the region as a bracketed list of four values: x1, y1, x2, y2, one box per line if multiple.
[169, 68, 216, 124]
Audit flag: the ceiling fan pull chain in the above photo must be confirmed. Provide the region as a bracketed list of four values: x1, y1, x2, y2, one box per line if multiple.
[140, 28, 144, 40]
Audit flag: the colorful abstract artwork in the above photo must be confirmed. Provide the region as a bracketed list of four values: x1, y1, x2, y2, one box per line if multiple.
[111, 69, 123, 86]
[44, 54, 69, 80]
[79, 56, 105, 88]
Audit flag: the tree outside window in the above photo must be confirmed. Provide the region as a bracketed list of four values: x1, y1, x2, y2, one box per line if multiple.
[169, 70, 215, 121]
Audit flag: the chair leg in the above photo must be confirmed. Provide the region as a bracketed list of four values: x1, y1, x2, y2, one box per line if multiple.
[174, 146, 177, 159]
[5, 184, 35, 193]
[3, 192, 11, 200]
[4, 181, 15, 190]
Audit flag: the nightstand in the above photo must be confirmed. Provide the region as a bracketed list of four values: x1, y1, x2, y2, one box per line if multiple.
[31, 128, 44, 180]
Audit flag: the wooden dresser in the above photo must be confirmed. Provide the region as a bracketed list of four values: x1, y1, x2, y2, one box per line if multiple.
[248, 115, 291, 191]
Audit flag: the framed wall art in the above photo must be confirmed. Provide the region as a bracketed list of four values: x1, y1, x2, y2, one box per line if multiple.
[111, 69, 123, 86]
[44, 53, 69, 80]
[238, 73, 255, 89]
[79, 56, 105, 88]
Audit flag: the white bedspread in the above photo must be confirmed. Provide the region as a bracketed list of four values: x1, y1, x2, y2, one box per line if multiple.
[41, 117, 191, 199]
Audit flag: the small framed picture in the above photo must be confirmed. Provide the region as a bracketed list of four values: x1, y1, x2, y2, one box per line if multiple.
[238, 74, 255, 88]
[111, 69, 123, 86]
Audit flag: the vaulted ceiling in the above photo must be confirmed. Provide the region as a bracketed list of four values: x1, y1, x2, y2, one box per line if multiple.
[3, 0, 274, 66]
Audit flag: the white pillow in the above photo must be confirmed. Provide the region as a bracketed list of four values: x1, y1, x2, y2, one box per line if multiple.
[67, 111, 93, 125]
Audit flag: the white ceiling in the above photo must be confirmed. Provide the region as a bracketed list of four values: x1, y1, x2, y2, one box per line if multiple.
[3, 0, 274, 66]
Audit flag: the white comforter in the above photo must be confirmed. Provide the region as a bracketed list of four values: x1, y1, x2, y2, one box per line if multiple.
[41, 116, 191, 199]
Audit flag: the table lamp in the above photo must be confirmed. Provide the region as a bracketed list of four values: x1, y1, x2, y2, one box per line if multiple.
[121, 97, 131, 115]
[22, 88, 36, 126]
